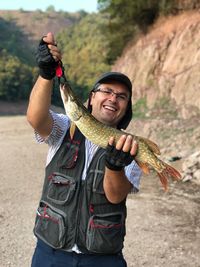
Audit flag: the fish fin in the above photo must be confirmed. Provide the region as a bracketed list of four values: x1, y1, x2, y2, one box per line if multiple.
[138, 136, 161, 155]
[158, 172, 168, 191]
[69, 122, 76, 140]
[164, 163, 182, 181]
[137, 162, 150, 174]
[157, 163, 182, 191]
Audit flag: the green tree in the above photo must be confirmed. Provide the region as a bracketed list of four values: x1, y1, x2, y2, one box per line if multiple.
[56, 13, 111, 101]
[0, 17, 35, 65]
[46, 5, 56, 13]
[0, 51, 33, 100]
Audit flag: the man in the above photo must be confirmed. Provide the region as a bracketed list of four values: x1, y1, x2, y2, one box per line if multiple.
[27, 32, 141, 267]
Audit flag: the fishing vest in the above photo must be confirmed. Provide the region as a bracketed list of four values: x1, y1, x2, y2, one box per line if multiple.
[33, 127, 127, 254]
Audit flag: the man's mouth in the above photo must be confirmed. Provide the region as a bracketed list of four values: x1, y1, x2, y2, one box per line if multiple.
[103, 105, 117, 112]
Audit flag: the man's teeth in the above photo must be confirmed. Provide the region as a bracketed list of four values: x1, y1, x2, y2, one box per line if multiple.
[104, 105, 117, 111]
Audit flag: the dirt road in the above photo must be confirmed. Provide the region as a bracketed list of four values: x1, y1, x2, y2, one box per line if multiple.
[0, 116, 199, 267]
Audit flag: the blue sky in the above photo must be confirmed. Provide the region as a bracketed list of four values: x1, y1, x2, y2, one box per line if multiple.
[0, 0, 98, 13]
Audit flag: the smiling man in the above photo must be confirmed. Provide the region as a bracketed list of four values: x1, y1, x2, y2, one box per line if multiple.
[27, 32, 142, 267]
[90, 80, 131, 128]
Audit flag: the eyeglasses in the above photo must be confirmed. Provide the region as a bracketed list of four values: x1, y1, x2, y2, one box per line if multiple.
[94, 87, 129, 102]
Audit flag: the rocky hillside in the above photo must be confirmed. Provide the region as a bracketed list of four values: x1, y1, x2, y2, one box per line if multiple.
[113, 10, 200, 119]
[113, 10, 200, 185]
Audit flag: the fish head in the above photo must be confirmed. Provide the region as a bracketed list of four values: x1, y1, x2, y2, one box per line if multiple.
[60, 83, 83, 122]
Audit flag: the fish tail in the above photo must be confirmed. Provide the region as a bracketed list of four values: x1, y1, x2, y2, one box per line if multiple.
[158, 172, 168, 191]
[157, 163, 182, 191]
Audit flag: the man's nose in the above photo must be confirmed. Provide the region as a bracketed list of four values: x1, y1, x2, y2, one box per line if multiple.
[108, 92, 117, 101]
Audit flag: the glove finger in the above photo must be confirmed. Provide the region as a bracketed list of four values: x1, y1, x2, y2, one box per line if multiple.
[124, 151, 135, 165]
[106, 145, 118, 162]
[38, 45, 55, 62]
[106, 144, 115, 154]
[106, 144, 125, 161]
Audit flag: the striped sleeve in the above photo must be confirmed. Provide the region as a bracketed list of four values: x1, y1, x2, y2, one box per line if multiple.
[35, 110, 70, 146]
[125, 161, 142, 192]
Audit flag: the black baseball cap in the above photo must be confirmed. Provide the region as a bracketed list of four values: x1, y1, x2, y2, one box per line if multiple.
[87, 71, 133, 130]
[93, 71, 132, 93]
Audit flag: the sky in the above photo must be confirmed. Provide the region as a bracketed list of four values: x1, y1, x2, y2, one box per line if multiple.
[0, 0, 98, 13]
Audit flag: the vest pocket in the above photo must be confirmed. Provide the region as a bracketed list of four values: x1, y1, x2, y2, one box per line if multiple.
[89, 170, 109, 204]
[47, 172, 76, 205]
[34, 203, 66, 249]
[86, 213, 124, 254]
[92, 170, 104, 194]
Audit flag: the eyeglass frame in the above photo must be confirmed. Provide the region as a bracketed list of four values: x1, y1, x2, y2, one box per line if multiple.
[93, 87, 130, 102]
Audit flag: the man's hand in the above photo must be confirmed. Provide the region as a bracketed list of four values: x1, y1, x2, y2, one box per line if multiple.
[35, 32, 62, 80]
[105, 135, 138, 171]
[103, 135, 137, 203]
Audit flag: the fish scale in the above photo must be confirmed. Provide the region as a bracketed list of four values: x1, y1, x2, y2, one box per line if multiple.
[60, 82, 182, 191]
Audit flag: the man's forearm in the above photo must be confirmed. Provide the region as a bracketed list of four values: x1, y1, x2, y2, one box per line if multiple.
[27, 76, 54, 138]
[103, 167, 132, 204]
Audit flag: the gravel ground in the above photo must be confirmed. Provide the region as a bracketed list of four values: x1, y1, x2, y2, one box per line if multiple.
[0, 116, 199, 267]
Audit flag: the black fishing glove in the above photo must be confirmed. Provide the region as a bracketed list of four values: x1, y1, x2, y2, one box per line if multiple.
[35, 38, 57, 80]
[105, 144, 134, 171]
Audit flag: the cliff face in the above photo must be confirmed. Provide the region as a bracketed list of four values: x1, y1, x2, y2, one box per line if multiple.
[113, 11, 200, 119]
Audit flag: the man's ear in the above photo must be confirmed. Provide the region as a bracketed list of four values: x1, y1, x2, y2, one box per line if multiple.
[90, 92, 95, 106]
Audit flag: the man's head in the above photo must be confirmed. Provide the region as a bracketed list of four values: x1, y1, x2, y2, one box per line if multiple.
[87, 72, 132, 130]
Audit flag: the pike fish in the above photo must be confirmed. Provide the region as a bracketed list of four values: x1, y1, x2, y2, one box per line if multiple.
[60, 83, 182, 191]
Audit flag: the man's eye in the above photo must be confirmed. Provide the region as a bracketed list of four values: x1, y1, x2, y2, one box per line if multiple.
[103, 90, 112, 95]
[117, 95, 127, 100]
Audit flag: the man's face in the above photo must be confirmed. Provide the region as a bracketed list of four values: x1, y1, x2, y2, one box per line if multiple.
[90, 81, 130, 128]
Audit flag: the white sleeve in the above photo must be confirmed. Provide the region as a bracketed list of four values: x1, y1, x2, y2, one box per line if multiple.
[35, 110, 70, 146]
